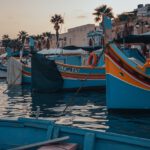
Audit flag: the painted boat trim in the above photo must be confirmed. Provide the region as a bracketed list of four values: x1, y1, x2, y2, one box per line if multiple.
[105, 54, 150, 90]
[56, 62, 105, 69]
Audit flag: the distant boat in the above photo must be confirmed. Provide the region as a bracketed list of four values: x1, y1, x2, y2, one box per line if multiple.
[0, 53, 7, 78]
[0, 50, 30, 80]
[105, 34, 150, 109]
[31, 46, 105, 92]
[0, 69, 7, 79]
[0, 117, 150, 150]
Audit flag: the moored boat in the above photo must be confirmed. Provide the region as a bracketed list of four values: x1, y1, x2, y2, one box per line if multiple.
[0, 117, 150, 150]
[0, 53, 7, 78]
[105, 35, 150, 109]
[31, 47, 105, 92]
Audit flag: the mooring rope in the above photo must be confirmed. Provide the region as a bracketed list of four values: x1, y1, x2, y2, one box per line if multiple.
[60, 47, 107, 116]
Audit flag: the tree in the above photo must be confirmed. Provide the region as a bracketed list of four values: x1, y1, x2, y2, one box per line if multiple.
[35, 34, 42, 41]
[93, 4, 114, 23]
[45, 32, 52, 39]
[2, 34, 10, 47]
[93, 4, 114, 44]
[18, 31, 28, 44]
[2, 34, 9, 40]
[50, 14, 64, 48]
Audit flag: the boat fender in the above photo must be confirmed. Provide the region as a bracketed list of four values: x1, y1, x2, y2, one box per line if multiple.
[88, 52, 98, 66]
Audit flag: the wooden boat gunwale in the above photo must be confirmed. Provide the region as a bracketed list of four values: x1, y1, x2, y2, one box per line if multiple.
[106, 43, 150, 85]
[0, 117, 150, 149]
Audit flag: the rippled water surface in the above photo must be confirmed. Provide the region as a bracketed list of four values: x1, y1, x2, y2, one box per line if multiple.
[0, 79, 150, 139]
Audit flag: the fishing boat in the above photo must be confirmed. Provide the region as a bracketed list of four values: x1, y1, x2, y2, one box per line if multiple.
[23, 46, 104, 85]
[0, 64, 7, 79]
[0, 49, 30, 81]
[0, 117, 150, 150]
[7, 47, 97, 85]
[105, 34, 150, 109]
[0, 53, 7, 78]
[31, 46, 105, 92]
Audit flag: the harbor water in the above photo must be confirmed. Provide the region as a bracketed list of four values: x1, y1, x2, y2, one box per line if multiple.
[0, 79, 150, 139]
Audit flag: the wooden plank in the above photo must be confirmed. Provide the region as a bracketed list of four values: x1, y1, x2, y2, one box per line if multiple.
[38, 143, 77, 150]
[8, 136, 69, 150]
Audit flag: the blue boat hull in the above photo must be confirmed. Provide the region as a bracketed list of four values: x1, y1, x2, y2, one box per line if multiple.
[63, 78, 105, 89]
[105, 43, 150, 109]
[106, 74, 150, 109]
[0, 118, 150, 150]
[31, 53, 106, 92]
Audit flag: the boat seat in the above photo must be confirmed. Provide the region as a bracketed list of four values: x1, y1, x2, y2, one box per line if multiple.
[38, 143, 77, 150]
[8, 136, 69, 150]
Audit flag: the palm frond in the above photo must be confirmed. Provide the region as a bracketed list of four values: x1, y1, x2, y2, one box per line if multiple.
[93, 4, 113, 23]
[95, 16, 102, 22]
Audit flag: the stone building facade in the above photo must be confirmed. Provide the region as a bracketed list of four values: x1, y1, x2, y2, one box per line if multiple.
[51, 24, 102, 48]
[135, 4, 150, 17]
[112, 4, 150, 39]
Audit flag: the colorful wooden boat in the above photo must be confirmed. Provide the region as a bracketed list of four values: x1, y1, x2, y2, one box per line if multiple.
[0, 50, 31, 81]
[31, 49, 105, 92]
[0, 117, 150, 150]
[23, 47, 104, 86]
[105, 38, 150, 109]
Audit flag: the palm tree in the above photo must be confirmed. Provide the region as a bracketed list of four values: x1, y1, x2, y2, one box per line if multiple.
[2, 34, 9, 40]
[18, 31, 28, 44]
[34, 34, 42, 50]
[2, 34, 10, 47]
[93, 4, 114, 45]
[45, 32, 52, 39]
[93, 4, 114, 23]
[50, 14, 64, 48]
[35, 34, 42, 41]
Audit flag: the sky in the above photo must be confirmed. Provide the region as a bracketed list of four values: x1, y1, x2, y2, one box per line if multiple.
[0, 0, 149, 39]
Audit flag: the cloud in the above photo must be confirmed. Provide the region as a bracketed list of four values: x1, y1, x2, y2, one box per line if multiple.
[77, 15, 87, 19]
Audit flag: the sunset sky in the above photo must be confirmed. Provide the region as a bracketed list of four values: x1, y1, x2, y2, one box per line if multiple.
[0, 0, 149, 39]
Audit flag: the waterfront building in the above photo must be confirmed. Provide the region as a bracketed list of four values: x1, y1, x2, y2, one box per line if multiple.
[51, 24, 102, 48]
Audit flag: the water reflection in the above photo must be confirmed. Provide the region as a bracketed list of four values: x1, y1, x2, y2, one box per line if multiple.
[0, 83, 32, 118]
[0, 80, 150, 139]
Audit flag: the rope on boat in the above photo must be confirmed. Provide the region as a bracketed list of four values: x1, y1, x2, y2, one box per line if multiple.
[60, 46, 107, 116]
